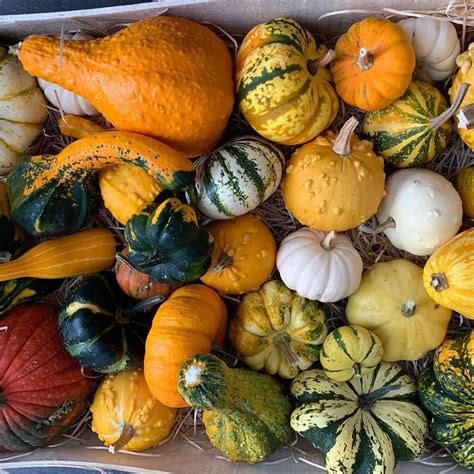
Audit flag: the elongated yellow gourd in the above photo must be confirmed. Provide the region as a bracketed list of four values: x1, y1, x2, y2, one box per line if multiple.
[0, 228, 116, 281]
[58, 114, 105, 139]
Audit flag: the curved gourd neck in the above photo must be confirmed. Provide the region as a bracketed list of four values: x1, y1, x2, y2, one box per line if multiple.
[429, 82, 470, 130]
[332, 117, 359, 156]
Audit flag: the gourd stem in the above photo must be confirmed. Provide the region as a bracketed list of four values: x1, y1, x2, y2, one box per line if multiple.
[211, 344, 239, 367]
[401, 300, 416, 317]
[109, 424, 134, 454]
[359, 217, 396, 235]
[8, 43, 20, 57]
[214, 252, 233, 273]
[321, 231, 336, 251]
[332, 117, 359, 156]
[0, 252, 12, 264]
[356, 48, 374, 71]
[358, 384, 401, 410]
[429, 83, 470, 130]
[430, 273, 449, 292]
[353, 363, 362, 377]
[458, 103, 474, 130]
[273, 334, 299, 367]
[125, 295, 166, 317]
[307, 49, 336, 75]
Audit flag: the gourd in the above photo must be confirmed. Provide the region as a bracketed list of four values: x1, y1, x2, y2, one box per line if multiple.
[375, 168, 463, 256]
[0, 228, 116, 281]
[178, 353, 292, 463]
[346, 259, 452, 361]
[281, 117, 386, 231]
[144, 284, 228, 408]
[418, 331, 473, 468]
[18, 16, 234, 157]
[0, 303, 94, 451]
[125, 197, 213, 285]
[195, 136, 284, 219]
[291, 363, 428, 474]
[276, 228, 363, 303]
[201, 214, 276, 295]
[455, 167, 474, 218]
[229, 280, 328, 379]
[56, 114, 104, 139]
[398, 18, 460, 83]
[37, 32, 98, 115]
[320, 325, 383, 382]
[331, 17, 416, 111]
[423, 228, 474, 319]
[6, 131, 195, 237]
[0, 47, 48, 174]
[0, 181, 24, 256]
[59, 273, 158, 373]
[236, 17, 339, 145]
[91, 368, 177, 452]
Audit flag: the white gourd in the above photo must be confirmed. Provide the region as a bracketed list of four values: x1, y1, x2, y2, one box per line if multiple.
[376, 169, 463, 256]
[399, 18, 460, 83]
[276, 228, 363, 303]
[37, 32, 98, 116]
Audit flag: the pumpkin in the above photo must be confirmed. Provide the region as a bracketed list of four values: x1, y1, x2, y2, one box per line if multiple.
[0, 303, 94, 451]
[178, 353, 292, 463]
[7, 131, 194, 237]
[18, 17, 234, 157]
[290, 363, 428, 473]
[0, 47, 48, 175]
[376, 168, 463, 256]
[398, 18, 460, 83]
[276, 228, 363, 303]
[125, 197, 213, 285]
[0, 181, 24, 257]
[145, 284, 227, 408]
[91, 368, 177, 452]
[0, 228, 116, 281]
[331, 17, 416, 111]
[56, 114, 104, 139]
[195, 136, 284, 219]
[281, 117, 386, 231]
[59, 273, 157, 373]
[320, 325, 383, 382]
[423, 228, 474, 320]
[201, 214, 276, 295]
[455, 167, 474, 218]
[229, 280, 328, 379]
[346, 259, 452, 361]
[418, 331, 473, 468]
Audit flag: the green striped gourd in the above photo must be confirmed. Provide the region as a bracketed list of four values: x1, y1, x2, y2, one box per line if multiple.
[291, 363, 428, 474]
[195, 136, 284, 219]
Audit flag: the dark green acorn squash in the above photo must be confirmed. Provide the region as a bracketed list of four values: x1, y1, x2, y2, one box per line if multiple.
[0, 182, 24, 256]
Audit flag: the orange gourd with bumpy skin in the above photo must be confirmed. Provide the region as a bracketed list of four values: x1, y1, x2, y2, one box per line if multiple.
[18, 17, 234, 157]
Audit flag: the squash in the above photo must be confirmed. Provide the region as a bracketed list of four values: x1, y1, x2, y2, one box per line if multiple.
[290, 363, 428, 474]
[0, 228, 115, 282]
[0, 181, 24, 256]
[0, 47, 48, 175]
[18, 17, 234, 157]
[346, 259, 452, 361]
[398, 18, 460, 83]
[91, 368, 177, 452]
[125, 197, 213, 285]
[229, 280, 328, 379]
[331, 17, 416, 111]
[423, 228, 474, 319]
[201, 214, 276, 295]
[195, 136, 284, 219]
[455, 167, 474, 218]
[57, 114, 104, 139]
[144, 284, 227, 408]
[236, 17, 339, 145]
[59, 273, 157, 373]
[178, 353, 292, 463]
[418, 331, 473, 468]
[281, 117, 386, 231]
[7, 131, 194, 237]
[320, 325, 383, 382]
[276, 228, 363, 303]
[376, 168, 463, 256]
[0, 303, 94, 451]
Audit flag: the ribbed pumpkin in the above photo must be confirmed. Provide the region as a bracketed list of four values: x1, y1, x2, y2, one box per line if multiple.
[281, 117, 386, 231]
[144, 285, 228, 408]
[91, 368, 177, 452]
[236, 17, 339, 145]
[455, 167, 474, 218]
[0, 303, 94, 451]
[423, 228, 474, 319]
[418, 331, 473, 468]
[201, 214, 276, 295]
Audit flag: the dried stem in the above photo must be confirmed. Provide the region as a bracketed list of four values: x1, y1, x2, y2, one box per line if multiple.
[332, 117, 359, 156]
[430, 83, 470, 129]
[307, 49, 336, 74]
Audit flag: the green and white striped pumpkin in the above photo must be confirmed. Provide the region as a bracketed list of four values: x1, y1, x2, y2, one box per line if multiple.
[195, 136, 284, 219]
[291, 363, 428, 474]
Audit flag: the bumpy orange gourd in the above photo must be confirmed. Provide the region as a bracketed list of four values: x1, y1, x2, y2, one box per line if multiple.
[18, 16, 234, 157]
[331, 18, 415, 111]
[144, 284, 228, 408]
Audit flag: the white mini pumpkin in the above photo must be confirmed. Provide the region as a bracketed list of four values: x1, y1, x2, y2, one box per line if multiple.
[37, 32, 98, 116]
[399, 18, 460, 83]
[376, 169, 463, 256]
[276, 227, 363, 303]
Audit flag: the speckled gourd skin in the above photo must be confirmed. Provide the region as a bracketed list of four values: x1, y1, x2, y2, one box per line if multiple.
[455, 167, 474, 217]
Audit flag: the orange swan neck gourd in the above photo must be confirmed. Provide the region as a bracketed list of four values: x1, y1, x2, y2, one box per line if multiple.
[18, 16, 235, 157]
